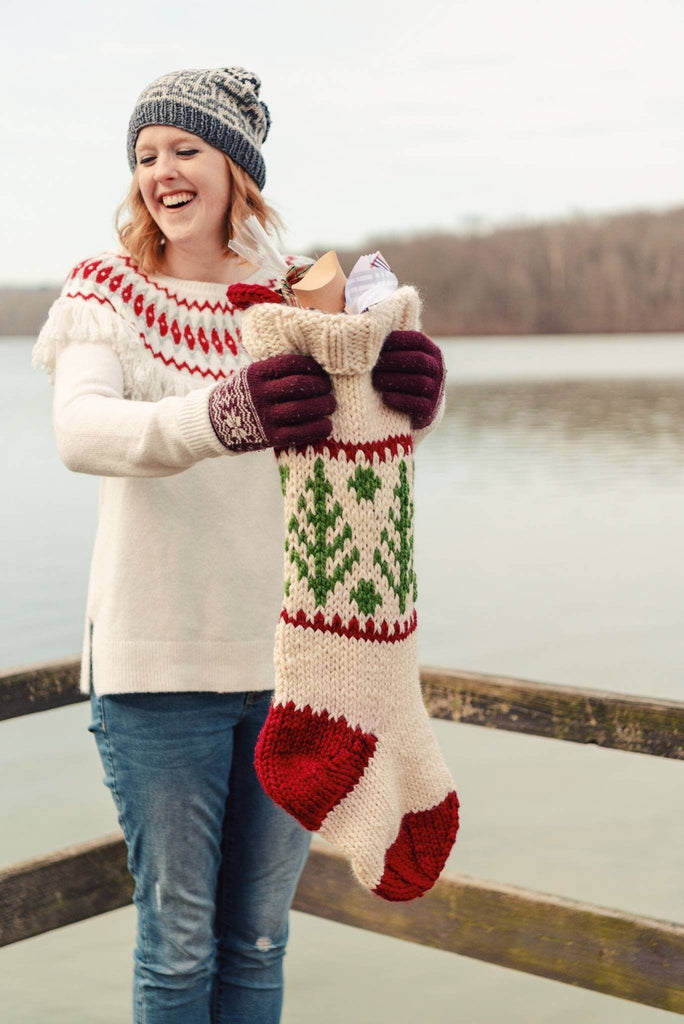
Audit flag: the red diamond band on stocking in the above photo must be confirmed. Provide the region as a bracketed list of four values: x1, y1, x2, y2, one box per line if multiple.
[279, 607, 417, 643]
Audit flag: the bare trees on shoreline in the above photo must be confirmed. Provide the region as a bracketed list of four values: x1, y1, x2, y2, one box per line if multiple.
[3, 206, 684, 338]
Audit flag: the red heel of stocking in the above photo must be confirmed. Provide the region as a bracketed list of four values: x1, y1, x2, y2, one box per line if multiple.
[255, 701, 378, 830]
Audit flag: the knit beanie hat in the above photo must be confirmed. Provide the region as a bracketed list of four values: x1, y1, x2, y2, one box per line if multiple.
[126, 67, 271, 189]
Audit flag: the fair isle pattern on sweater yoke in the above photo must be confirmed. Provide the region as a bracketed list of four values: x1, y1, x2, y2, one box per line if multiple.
[66, 253, 262, 379]
[67, 254, 242, 375]
[34, 251, 305, 403]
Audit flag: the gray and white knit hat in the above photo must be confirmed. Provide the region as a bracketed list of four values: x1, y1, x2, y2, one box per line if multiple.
[126, 67, 271, 189]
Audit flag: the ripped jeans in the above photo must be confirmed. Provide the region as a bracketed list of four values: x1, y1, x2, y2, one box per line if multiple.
[88, 688, 312, 1024]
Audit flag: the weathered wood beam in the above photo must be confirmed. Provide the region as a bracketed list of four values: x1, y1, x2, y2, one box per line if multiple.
[0, 834, 132, 947]
[421, 667, 684, 759]
[0, 657, 83, 720]
[1, 837, 682, 1011]
[2, 659, 683, 760]
[295, 844, 684, 1013]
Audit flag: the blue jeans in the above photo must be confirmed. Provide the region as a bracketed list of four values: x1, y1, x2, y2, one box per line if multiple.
[88, 688, 312, 1024]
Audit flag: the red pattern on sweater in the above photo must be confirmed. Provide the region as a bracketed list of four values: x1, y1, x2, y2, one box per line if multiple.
[61, 252, 307, 388]
[139, 340, 230, 380]
[65, 290, 116, 311]
[67, 289, 235, 382]
[71, 255, 235, 313]
[65, 253, 246, 380]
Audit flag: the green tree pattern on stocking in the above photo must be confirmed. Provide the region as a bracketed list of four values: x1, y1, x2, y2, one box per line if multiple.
[350, 578, 383, 616]
[347, 465, 382, 503]
[286, 457, 360, 608]
[281, 467, 292, 596]
[373, 459, 417, 615]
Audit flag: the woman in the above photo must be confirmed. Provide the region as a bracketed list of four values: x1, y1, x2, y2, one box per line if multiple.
[33, 66, 445, 1024]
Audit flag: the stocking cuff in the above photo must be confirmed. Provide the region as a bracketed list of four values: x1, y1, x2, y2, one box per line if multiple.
[241, 286, 421, 375]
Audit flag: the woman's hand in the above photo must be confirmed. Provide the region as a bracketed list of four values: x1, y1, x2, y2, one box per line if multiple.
[208, 354, 336, 452]
[371, 330, 445, 430]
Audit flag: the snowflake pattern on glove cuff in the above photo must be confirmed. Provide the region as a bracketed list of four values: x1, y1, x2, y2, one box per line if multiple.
[208, 368, 267, 452]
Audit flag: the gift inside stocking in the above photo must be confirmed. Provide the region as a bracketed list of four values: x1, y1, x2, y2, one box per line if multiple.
[241, 288, 459, 901]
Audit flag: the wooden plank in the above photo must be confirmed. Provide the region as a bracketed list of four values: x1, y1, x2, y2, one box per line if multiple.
[0, 834, 131, 946]
[293, 844, 684, 1013]
[0, 657, 83, 721]
[421, 667, 684, 759]
[2, 658, 683, 760]
[1, 837, 682, 1011]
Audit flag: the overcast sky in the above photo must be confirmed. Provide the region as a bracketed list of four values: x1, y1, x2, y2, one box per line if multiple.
[2, 0, 683, 284]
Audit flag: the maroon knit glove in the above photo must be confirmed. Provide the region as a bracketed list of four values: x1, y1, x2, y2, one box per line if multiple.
[371, 330, 445, 430]
[208, 354, 336, 452]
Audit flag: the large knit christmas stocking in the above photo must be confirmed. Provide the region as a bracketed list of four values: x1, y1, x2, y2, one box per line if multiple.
[240, 287, 459, 902]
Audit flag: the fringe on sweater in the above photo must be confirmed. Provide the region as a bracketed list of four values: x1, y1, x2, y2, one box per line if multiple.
[31, 294, 189, 402]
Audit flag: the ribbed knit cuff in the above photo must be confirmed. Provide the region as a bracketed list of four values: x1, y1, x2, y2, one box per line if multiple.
[241, 286, 421, 375]
[177, 386, 228, 458]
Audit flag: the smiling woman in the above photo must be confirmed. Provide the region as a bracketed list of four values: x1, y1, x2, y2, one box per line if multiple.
[30, 64, 446, 1024]
[30, 66, 333, 1024]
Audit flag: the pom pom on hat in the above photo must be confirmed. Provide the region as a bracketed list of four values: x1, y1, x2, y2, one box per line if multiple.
[127, 67, 271, 189]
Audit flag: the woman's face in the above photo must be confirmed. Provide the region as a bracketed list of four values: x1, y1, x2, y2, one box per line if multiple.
[135, 125, 232, 251]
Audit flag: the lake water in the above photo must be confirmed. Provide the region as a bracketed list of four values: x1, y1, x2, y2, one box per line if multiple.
[1, 335, 683, 1023]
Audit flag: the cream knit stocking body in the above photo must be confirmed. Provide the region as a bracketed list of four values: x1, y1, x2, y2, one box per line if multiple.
[241, 287, 459, 901]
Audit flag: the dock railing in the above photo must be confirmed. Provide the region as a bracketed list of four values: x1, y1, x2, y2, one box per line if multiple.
[1, 658, 683, 1013]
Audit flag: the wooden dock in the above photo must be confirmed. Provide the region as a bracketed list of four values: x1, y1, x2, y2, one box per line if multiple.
[1, 659, 683, 1012]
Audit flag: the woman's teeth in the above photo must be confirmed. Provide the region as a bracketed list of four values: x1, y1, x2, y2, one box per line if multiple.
[161, 192, 195, 208]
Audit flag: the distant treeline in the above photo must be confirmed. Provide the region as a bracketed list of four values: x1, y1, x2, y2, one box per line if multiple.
[335, 205, 684, 336]
[3, 206, 684, 337]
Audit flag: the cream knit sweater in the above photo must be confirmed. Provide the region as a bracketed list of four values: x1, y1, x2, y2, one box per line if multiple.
[33, 251, 302, 696]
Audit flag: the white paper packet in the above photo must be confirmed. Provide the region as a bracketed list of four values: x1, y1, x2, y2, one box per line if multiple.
[344, 251, 398, 314]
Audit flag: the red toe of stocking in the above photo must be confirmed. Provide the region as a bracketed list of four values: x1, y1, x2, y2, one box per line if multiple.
[372, 790, 460, 902]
